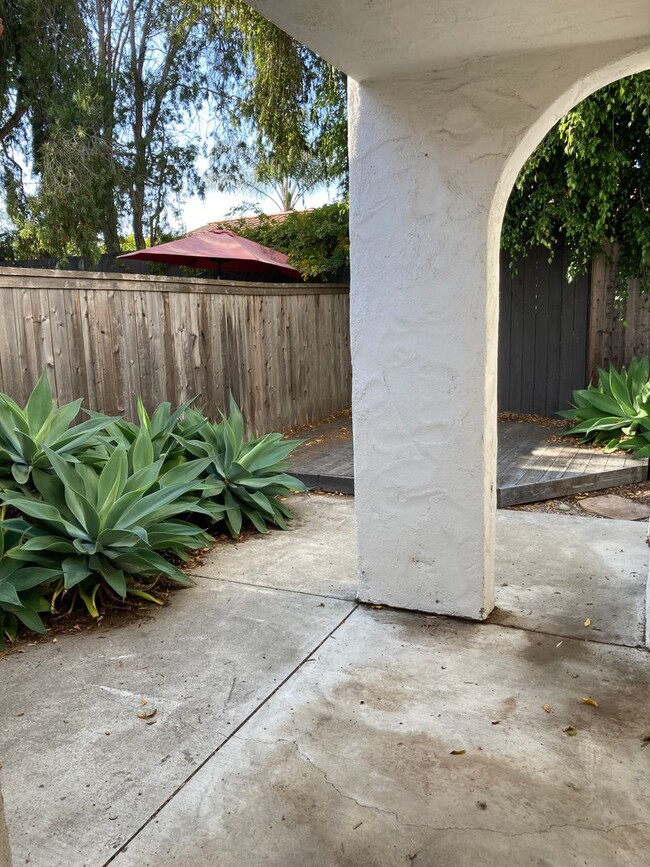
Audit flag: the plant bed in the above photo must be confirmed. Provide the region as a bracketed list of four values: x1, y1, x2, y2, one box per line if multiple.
[0, 374, 306, 650]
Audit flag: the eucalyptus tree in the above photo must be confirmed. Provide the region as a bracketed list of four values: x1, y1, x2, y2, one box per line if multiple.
[206, 0, 348, 207]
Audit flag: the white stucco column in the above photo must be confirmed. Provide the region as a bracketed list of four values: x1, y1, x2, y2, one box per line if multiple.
[349, 73, 502, 619]
[349, 42, 650, 618]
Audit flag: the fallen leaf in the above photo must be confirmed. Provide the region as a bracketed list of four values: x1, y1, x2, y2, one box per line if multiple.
[543, 704, 553, 714]
[146, 719, 157, 726]
[640, 732, 650, 742]
[139, 698, 148, 707]
[371, 605, 384, 610]
[450, 749, 466, 755]
[555, 641, 563, 648]
[137, 708, 157, 720]
[583, 618, 592, 628]
[581, 696, 599, 707]
[491, 720, 500, 725]
[15, 712, 24, 717]
[563, 725, 578, 736]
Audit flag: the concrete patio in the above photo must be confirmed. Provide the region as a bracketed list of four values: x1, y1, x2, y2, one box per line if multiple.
[1, 494, 649, 866]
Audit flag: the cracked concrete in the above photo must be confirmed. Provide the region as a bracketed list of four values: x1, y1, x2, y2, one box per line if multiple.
[112, 607, 650, 867]
[1, 494, 649, 866]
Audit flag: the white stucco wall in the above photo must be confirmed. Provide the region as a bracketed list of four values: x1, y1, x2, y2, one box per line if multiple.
[349, 40, 650, 618]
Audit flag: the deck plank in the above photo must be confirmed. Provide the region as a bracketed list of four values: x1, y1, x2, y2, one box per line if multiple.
[287, 418, 649, 503]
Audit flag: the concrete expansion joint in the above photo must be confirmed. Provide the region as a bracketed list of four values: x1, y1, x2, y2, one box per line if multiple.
[281, 738, 650, 841]
[483, 618, 650, 651]
[101, 604, 359, 867]
[185, 570, 356, 604]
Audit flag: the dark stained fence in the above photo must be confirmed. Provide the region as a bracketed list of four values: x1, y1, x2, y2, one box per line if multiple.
[498, 240, 590, 416]
[0, 268, 351, 436]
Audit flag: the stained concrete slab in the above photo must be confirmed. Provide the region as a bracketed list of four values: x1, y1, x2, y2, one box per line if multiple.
[494, 511, 647, 646]
[0, 578, 354, 867]
[3, 499, 649, 866]
[113, 607, 650, 867]
[189, 493, 357, 600]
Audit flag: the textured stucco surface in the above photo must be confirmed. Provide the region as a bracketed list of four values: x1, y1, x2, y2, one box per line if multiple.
[247, 0, 650, 81]
[347, 41, 650, 618]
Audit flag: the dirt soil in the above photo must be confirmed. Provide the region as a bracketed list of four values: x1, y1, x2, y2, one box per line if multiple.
[505, 479, 650, 518]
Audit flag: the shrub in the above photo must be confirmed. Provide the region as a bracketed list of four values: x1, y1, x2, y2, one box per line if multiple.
[233, 203, 350, 282]
[176, 397, 306, 536]
[0, 371, 112, 489]
[0, 521, 57, 649]
[3, 440, 214, 618]
[0, 383, 307, 643]
[559, 356, 650, 456]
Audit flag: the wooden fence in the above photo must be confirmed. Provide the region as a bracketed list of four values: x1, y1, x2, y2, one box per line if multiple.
[588, 244, 647, 378]
[498, 241, 590, 416]
[0, 268, 351, 435]
[499, 239, 648, 416]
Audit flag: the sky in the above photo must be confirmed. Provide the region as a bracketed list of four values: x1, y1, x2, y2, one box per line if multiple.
[178, 185, 336, 233]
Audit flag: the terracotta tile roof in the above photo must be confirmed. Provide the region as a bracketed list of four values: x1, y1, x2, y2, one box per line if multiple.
[187, 209, 312, 236]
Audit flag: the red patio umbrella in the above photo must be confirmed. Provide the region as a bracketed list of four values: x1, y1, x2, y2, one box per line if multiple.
[117, 229, 301, 280]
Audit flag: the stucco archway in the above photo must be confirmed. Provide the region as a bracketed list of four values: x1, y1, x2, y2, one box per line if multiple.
[347, 39, 650, 620]
[237, 0, 650, 622]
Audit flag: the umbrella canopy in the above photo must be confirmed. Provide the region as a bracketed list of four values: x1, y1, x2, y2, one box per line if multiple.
[117, 229, 301, 280]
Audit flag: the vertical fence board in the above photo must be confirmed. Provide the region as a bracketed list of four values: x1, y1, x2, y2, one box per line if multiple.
[588, 243, 649, 378]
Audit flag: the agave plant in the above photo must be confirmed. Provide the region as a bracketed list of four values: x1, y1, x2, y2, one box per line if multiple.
[559, 357, 650, 455]
[99, 398, 200, 469]
[0, 371, 113, 490]
[0, 520, 58, 648]
[3, 441, 213, 617]
[175, 397, 306, 536]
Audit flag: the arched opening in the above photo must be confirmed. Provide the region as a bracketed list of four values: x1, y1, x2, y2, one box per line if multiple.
[488, 50, 650, 646]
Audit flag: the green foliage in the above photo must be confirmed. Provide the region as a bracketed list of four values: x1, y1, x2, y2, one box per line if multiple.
[233, 203, 350, 281]
[0, 371, 112, 489]
[207, 0, 348, 202]
[3, 440, 213, 617]
[0, 521, 55, 649]
[102, 398, 197, 468]
[0, 377, 306, 645]
[503, 72, 650, 292]
[559, 357, 650, 456]
[176, 396, 306, 537]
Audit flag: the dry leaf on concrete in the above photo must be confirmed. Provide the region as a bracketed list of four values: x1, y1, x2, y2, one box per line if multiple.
[450, 749, 466, 755]
[563, 725, 578, 736]
[137, 708, 157, 720]
[581, 697, 599, 707]
[542, 704, 553, 714]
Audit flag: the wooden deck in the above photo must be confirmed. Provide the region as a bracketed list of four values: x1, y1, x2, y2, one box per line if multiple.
[496, 421, 648, 505]
[289, 418, 649, 505]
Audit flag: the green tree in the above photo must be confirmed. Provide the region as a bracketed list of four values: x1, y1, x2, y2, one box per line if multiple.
[2, 0, 215, 256]
[206, 0, 347, 203]
[0, 0, 91, 253]
[502, 72, 650, 292]
[233, 202, 350, 282]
